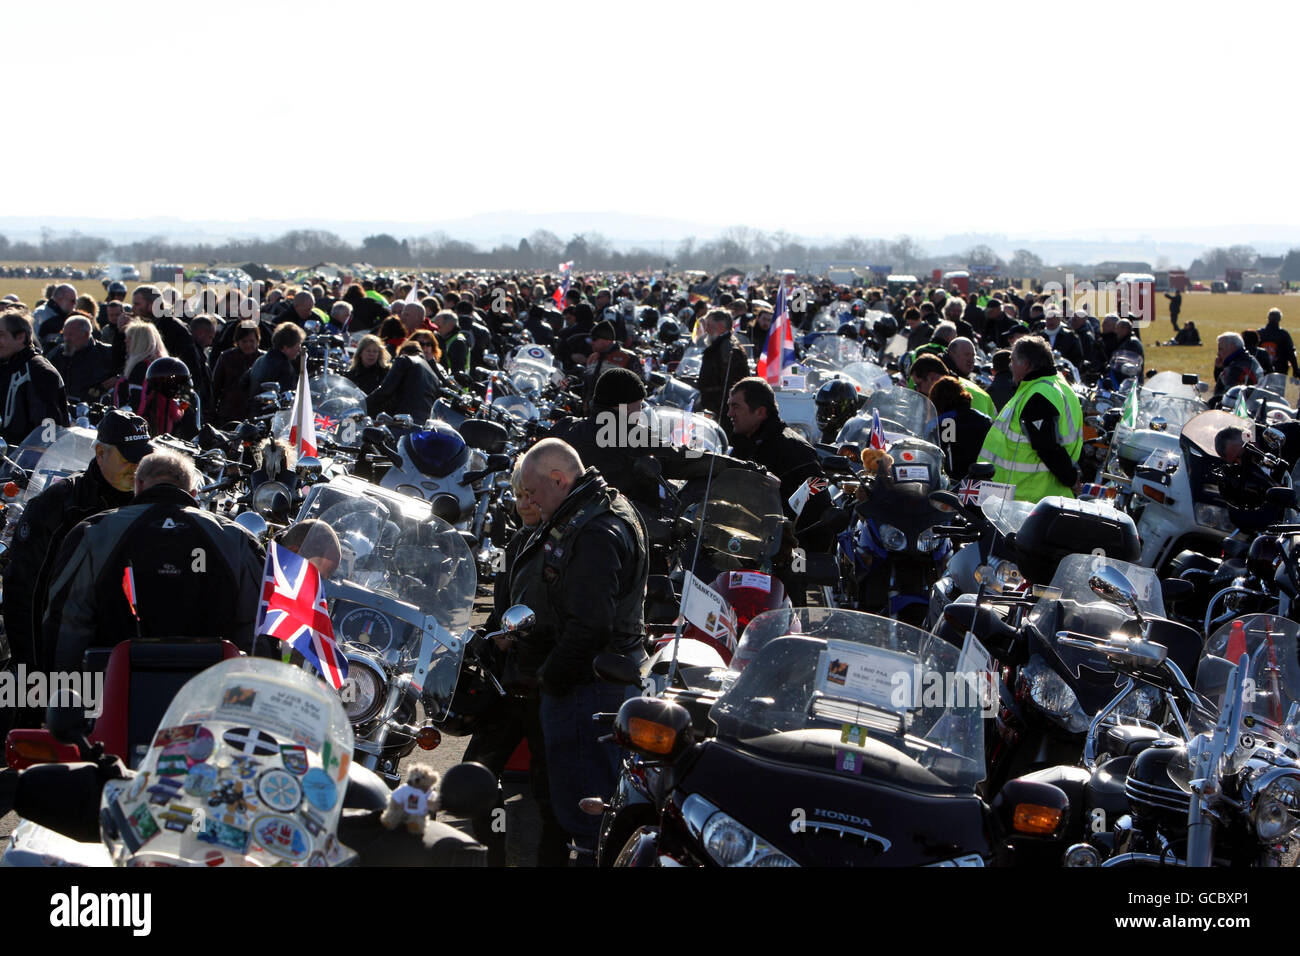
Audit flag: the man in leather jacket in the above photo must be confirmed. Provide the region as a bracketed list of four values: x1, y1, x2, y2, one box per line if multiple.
[513, 439, 647, 863]
[0, 307, 70, 446]
[696, 309, 752, 417]
[43, 450, 265, 681]
[1, 411, 150, 734]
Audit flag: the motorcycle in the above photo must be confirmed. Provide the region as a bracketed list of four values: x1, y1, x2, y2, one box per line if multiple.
[291, 475, 478, 785]
[2, 658, 495, 866]
[600, 607, 1069, 866]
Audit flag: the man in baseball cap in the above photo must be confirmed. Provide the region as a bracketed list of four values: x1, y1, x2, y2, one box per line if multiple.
[1, 410, 152, 724]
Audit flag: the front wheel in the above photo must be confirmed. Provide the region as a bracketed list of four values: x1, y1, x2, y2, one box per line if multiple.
[613, 826, 661, 867]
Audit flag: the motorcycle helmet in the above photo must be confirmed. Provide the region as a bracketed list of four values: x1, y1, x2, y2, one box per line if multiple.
[639, 307, 660, 330]
[874, 314, 899, 339]
[406, 421, 469, 478]
[656, 319, 682, 343]
[144, 356, 193, 400]
[838, 322, 859, 339]
[815, 379, 865, 433]
[107, 281, 128, 298]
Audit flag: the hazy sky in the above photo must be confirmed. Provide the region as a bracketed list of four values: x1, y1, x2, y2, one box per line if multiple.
[8, 0, 1298, 236]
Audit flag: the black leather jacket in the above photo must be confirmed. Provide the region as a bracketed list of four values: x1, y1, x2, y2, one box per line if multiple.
[364, 354, 438, 422]
[509, 470, 648, 693]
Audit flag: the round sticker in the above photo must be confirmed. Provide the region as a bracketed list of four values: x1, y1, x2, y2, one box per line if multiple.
[251, 814, 312, 862]
[525, 346, 545, 360]
[727, 537, 742, 554]
[301, 768, 338, 811]
[257, 769, 303, 813]
[187, 727, 215, 764]
[184, 763, 218, 796]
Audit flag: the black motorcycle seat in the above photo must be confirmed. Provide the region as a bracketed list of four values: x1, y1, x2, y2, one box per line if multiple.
[343, 761, 393, 811]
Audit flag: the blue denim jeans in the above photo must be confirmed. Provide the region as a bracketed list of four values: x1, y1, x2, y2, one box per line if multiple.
[540, 680, 638, 860]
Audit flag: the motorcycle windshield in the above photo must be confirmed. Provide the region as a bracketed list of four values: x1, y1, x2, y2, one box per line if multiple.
[1142, 371, 1205, 402]
[981, 495, 1036, 538]
[100, 657, 356, 866]
[1259, 373, 1300, 410]
[1030, 552, 1164, 620]
[294, 478, 476, 719]
[1111, 390, 1206, 451]
[491, 394, 539, 423]
[654, 376, 701, 412]
[713, 608, 987, 791]
[508, 359, 556, 398]
[507, 345, 554, 370]
[1181, 409, 1254, 457]
[1222, 385, 1294, 423]
[645, 407, 728, 454]
[9, 424, 97, 508]
[311, 373, 368, 420]
[676, 343, 705, 380]
[840, 361, 894, 396]
[836, 387, 937, 442]
[1196, 614, 1300, 742]
[806, 336, 863, 368]
[684, 468, 784, 568]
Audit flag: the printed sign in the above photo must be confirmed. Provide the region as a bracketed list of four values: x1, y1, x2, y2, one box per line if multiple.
[788, 476, 829, 517]
[893, 465, 929, 483]
[816, 640, 916, 714]
[680, 572, 738, 651]
[728, 571, 771, 593]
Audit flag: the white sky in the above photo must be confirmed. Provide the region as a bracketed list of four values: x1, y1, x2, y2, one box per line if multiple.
[6, 0, 1299, 237]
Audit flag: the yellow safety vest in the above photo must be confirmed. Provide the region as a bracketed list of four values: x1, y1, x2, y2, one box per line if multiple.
[978, 374, 1083, 502]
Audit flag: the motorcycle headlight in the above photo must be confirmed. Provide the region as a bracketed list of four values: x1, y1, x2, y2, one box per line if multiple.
[341, 656, 385, 724]
[917, 528, 940, 553]
[1021, 655, 1088, 732]
[1112, 684, 1161, 721]
[1195, 503, 1235, 533]
[1249, 770, 1300, 842]
[684, 794, 798, 867]
[878, 523, 907, 552]
[993, 559, 1023, 591]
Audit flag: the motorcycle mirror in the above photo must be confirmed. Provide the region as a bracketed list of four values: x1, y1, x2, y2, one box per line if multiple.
[486, 453, 511, 472]
[501, 604, 536, 636]
[1160, 577, 1195, 604]
[436, 762, 499, 820]
[1262, 428, 1286, 453]
[593, 653, 641, 687]
[13, 762, 109, 845]
[394, 414, 415, 427]
[1181, 373, 1200, 386]
[234, 510, 269, 539]
[991, 779, 1068, 840]
[967, 462, 996, 482]
[236, 422, 261, 444]
[1266, 486, 1297, 509]
[633, 456, 664, 483]
[430, 494, 461, 525]
[648, 371, 668, 388]
[46, 689, 90, 747]
[928, 490, 961, 513]
[1088, 566, 1144, 621]
[613, 696, 693, 764]
[360, 426, 390, 447]
[1149, 416, 1169, 432]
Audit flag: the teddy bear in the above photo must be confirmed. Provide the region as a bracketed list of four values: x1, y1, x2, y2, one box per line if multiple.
[856, 447, 894, 501]
[380, 766, 441, 833]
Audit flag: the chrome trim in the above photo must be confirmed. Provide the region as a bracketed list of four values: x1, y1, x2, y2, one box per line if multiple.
[1100, 851, 1186, 867]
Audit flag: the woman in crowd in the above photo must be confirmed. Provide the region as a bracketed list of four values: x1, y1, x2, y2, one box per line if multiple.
[210, 321, 264, 424]
[345, 333, 391, 394]
[115, 321, 166, 410]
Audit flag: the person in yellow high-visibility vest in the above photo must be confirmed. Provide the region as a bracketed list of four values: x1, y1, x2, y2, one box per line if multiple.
[977, 335, 1083, 502]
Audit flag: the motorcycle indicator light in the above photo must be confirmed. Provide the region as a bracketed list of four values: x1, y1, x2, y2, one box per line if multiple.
[1139, 485, 1166, 504]
[627, 717, 677, 755]
[3, 482, 18, 498]
[1012, 803, 1063, 835]
[416, 725, 441, 751]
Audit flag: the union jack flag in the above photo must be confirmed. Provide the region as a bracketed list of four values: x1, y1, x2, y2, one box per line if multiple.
[755, 283, 796, 385]
[314, 413, 337, 433]
[957, 478, 982, 506]
[256, 542, 347, 690]
[869, 407, 887, 451]
[484, 374, 494, 406]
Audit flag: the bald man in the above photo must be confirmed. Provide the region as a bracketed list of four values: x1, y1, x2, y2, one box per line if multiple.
[511, 438, 647, 863]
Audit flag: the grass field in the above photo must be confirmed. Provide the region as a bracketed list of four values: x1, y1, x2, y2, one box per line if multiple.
[1133, 291, 1296, 382]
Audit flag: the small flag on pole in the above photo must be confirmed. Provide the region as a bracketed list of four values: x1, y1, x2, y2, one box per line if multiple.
[287, 359, 319, 459]
[755, 284, 796, 384]
[1120, 386, 1139, 428]
[257, 542, 347, 691]
[122, 564, 139, 618]
[1233, 387, 1251, 419]
[869, 407, 888, 450]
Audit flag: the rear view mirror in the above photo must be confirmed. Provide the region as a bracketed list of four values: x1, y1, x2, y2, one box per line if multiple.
[967, 462, 996, 482]
[1160, 577, 1195, 604]
[1181, 374, 1199, 386]
[501, 604, 535, 636]
[1266, 486, 1297, 509]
